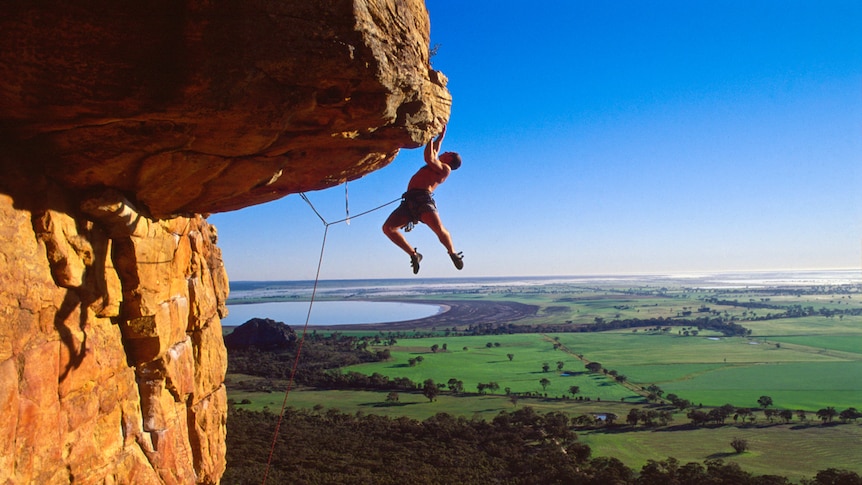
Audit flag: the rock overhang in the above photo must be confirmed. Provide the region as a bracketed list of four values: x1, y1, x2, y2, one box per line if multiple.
[0, 0, 451, 218]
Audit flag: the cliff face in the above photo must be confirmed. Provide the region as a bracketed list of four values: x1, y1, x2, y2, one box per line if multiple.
[0, 1, 450, 483]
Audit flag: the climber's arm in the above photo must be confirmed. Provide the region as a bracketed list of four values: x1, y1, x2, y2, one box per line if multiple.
[423, 123, 448, 173]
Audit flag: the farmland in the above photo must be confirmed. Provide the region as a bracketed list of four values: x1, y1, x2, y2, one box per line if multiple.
[225, 271, 862, 481]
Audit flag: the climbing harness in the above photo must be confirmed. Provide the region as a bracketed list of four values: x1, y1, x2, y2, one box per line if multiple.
[261, 187, 399, 485]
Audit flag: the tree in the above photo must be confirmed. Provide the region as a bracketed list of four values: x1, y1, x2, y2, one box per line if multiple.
[814, 468, 862, 485]
[477, 381, 499, 395]
[422, 379, 438, 402]
[430, 344, 439, 353]
[447, 378, 463, 394]
[568, 385, 580, 397]
[556, 361, 565, 371]
[709, 404, 735, 424]
[539, 378, 551, 390]
[507, 353, 514, 361]
[817, 406, 837, 423]
[730, 437, 749, 454]
[589, 457, 634, 483]
[542, 362, 550, 373]
[839, 407, 861, 423]
[585, 362, 603, 373]
[574, 414, 595, 427]
[385, 392, 399, 403]
[666, 393, 692, 411]
[646, 384, 664, 398]
[757, 395, 773, 409]
[639, 457, 682, 484]
[687, 409, 709, 426]
[736, 408, 756, 424]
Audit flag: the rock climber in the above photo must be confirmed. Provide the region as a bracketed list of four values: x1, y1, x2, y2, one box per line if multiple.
[382, 122, 463, 274]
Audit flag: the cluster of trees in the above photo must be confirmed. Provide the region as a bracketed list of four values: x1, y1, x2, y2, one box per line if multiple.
[687, 405, 754, 426]
[809, 406, 862, 424]
[618, 391, 862, 429]
[224, 406, 861, 484]
[679, 402, 861, 427]
[626, 408, 674, 427]
[702, 298, 862, 320]
[463, 316, 752, 338]
[581, 361, 629, 386]
[702, 297, 784, 311]
[227, 333, 390, 381]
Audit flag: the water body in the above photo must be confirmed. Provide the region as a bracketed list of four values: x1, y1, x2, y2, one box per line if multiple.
[228, 269, 861, 301]
[223, 269, 859, 326]
[222, 301, 444, 327]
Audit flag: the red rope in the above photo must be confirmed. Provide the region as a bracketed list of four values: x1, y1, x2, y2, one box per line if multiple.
[261, 225, 329, 484]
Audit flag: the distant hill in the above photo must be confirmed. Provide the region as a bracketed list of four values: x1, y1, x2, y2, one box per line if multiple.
[224, 318, 296, 350]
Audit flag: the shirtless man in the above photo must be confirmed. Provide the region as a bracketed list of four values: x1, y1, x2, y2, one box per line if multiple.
[382, 123, 463, 274]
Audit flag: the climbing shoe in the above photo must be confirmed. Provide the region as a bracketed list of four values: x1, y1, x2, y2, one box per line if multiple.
[449, 251, 464, 270]
[410, 250, 423, 274]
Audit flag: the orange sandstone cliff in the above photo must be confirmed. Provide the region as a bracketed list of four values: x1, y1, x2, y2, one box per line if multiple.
[0, 1, 450, 483]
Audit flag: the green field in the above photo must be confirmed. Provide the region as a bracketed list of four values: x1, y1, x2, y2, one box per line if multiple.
[548, 330, 860, 410]
[769, 334, 862, 354]
[230, 386, 636, 420]
[334, 329, 861, 411]
[227, 279, 862, 480]
[744, 315, 862, 337]
[579, 421, 862, 483]
[344, 334, 640, 401]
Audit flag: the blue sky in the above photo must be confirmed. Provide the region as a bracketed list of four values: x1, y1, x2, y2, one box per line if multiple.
[211, 1, 862, 281]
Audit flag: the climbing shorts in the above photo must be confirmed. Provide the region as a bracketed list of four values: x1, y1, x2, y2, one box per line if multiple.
[392, 189, 437, 225]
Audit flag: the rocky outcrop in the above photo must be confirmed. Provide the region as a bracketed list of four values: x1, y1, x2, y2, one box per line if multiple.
[0, 0, 449, 483]
[0, 185, 229, 484]
[224, 319, 297, 350]
[1, 0, 450, 218]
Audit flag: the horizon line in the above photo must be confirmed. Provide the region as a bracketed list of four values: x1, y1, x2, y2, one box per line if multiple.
[229, 267, 861, 284]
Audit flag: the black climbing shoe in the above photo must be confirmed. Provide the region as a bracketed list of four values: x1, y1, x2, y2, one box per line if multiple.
[449, 251, 464, 270]
[410, 250, 423, 274]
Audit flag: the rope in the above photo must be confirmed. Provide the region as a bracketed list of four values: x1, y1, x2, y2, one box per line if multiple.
[260, 189, 400, 484]
[345, 182, 350, 225]
[261, 223, 328, 485]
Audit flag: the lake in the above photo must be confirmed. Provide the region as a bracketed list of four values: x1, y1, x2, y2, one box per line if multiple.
[222, 301, 444, 326]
